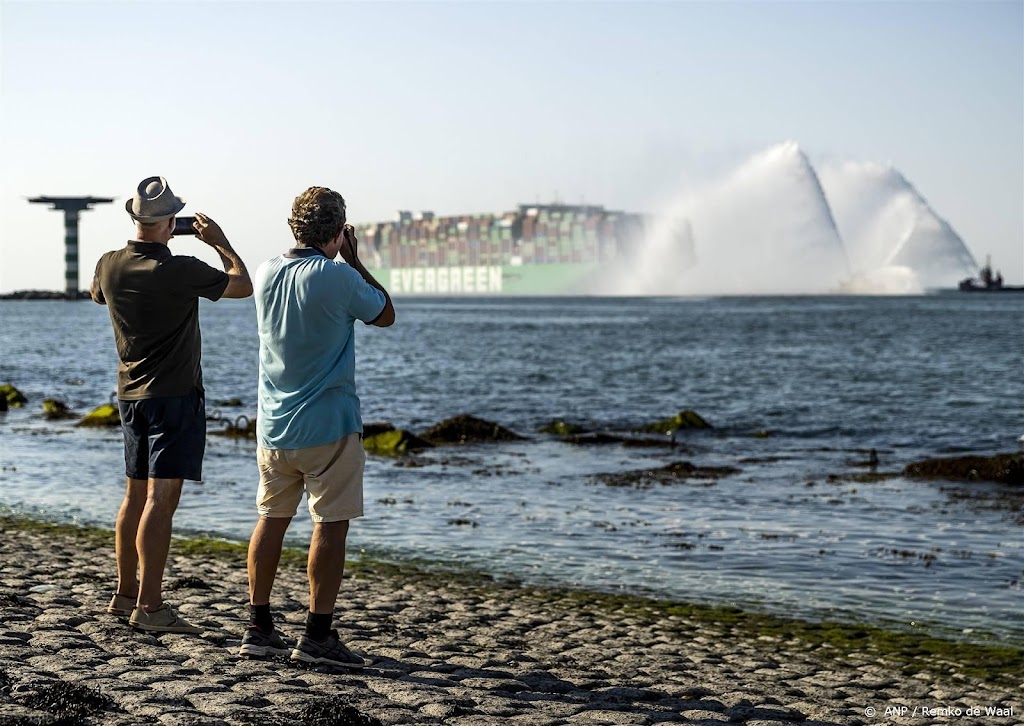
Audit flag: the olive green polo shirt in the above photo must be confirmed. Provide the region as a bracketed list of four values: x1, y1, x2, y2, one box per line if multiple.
[92, 241, 229, 400]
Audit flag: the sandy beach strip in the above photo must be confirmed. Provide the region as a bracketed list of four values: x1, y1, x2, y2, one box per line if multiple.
[0, 517, 1020, 726]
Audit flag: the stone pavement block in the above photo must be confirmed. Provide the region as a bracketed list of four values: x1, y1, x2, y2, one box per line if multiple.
[156, 709, 229, 726]
[456, 676, 528, 693]
[568, 707, 654, 724]
[680, 709, 731, 722]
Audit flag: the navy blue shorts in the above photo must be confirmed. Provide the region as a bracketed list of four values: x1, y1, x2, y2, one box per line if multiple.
[118, 389, 207, 481]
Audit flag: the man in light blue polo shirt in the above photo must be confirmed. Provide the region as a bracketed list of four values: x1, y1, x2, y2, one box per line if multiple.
[241, 186, 395, 668]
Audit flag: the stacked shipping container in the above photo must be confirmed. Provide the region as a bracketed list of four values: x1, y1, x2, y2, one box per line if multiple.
[356, 204, 647, 270]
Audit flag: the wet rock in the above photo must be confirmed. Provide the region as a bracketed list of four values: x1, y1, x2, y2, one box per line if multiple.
[363, 428, 433, 456]
[76, 403, 120, 427]
[563, 432, 627, 445]
[447, 518, 479, 527]
[0, 396, 6, 413]
[636, 409, 712, 434]
[903, 453, 1024, 486]
[420, 414, 525, 445]
[563, 432, 680, 449]
[1, 384, 27, 408]
[42, 399, 76, 420]
[538, 420, 588, 435]
[825, 471, 899, 484]
[594, 461, 741, 489]
[209, 415, 257, 439]
[214, 397, 243, 407]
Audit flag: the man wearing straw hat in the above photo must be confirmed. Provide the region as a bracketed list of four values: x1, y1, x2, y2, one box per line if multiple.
[91, 176, 253, 634]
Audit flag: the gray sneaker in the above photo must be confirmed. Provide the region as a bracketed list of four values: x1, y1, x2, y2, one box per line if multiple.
[107, 593, 135, 617]
[239, 626, 291, 657]
[129, 604, 203, 634]
[290, 629, 365, 668]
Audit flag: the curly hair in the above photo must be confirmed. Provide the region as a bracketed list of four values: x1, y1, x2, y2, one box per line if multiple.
[288, 187, 347, 248]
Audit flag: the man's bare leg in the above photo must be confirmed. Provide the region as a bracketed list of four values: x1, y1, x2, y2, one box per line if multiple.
[308, 520, 349, 613]
[115, 478, 147, 597]
[136, 477, 183, 612]
[247, 516, 292, 605]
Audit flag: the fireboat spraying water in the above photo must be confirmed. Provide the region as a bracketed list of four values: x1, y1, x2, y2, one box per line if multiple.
[958, 255, 1024, 293]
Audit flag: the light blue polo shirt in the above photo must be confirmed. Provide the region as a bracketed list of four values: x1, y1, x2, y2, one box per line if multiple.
[254, 248, 386, 450]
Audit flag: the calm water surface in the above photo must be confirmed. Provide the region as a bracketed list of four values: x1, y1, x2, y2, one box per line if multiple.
[1, 295, 1022, 643]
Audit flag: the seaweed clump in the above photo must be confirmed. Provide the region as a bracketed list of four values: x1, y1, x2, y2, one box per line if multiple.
[19, 680, 119, 724]
[210, 415, 257, 439]
[903, 454, 1024, 486]
[300, 699, 384, 726]
[167, 575, 212, 591]
[421, 414, 524, 445]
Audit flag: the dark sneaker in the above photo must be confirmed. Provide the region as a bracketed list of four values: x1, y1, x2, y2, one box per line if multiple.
[290, 629, 365, 668]
[239, 626, 291, 657]
[129, 604, 203, 634]
[107, 593, 135, 617]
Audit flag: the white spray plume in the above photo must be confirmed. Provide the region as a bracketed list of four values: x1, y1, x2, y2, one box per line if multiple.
[607, 141, 849, 295]
[598, 143, 979, 296]
[816, 160, 976, 288]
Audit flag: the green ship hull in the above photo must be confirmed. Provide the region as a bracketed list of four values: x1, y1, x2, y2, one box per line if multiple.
[367, 262, 603, 295]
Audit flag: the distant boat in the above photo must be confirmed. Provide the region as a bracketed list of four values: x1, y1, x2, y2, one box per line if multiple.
[958, 255, 1024, 292]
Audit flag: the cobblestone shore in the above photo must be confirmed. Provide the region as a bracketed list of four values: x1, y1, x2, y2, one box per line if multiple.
[0, 523, 1019, 726]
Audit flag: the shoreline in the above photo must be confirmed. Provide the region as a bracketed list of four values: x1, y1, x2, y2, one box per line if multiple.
[3, 511, 1019, 652]
[0, 515, 1020, 725]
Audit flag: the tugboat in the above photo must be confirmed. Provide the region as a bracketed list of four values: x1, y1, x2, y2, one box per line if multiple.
[958, 256, 1024, 292]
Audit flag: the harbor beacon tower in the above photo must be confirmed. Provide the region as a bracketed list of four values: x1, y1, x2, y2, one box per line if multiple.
[28, 196, 114, 298]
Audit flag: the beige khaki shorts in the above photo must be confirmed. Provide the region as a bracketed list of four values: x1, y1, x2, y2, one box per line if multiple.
[256, 433, 364, 522]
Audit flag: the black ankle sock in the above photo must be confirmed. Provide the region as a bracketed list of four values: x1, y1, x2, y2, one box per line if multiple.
[305, 611, 333, 641]
[249, 603, 273, 633]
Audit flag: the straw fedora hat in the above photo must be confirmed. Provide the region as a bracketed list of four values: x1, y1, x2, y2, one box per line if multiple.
[125, 176, 186, 222]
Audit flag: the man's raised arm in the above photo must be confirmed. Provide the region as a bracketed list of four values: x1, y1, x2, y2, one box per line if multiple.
[340, 225, 395, 327]
[195, 212, 253, 299]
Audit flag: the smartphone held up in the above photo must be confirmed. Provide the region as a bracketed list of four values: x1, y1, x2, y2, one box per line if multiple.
[172, 216, 197, 237]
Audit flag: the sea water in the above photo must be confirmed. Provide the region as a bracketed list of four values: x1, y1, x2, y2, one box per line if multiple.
[1, 295, 1021, 643]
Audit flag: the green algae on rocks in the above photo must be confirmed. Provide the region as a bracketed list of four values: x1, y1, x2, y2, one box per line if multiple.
[636, 409, 711, 434]
[1, 384, 27, 408]
[76, 403, 120, 427]
[363, 427, 433, 456]
[42, 399, 76, 420]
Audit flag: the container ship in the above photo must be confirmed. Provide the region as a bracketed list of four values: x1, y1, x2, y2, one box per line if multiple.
[357, 203, 692, 295]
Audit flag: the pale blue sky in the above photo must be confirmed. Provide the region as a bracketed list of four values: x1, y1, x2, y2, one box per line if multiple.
[1, 0, 1021, 291]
